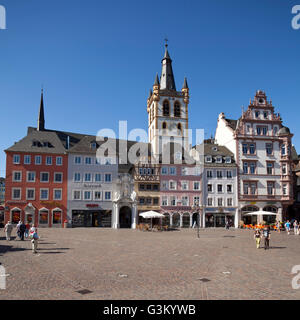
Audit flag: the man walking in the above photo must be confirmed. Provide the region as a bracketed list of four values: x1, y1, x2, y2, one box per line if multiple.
[293, 220, 299, 235]
[4, 221, 13, 241]
[262, 225, 271, 250]
[19, 221, 26, 241]
[285, 220, 291, 235]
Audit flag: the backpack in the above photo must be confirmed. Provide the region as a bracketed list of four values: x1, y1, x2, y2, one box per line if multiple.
[31, 232, 39, 240]
[263, 230, 269, 238]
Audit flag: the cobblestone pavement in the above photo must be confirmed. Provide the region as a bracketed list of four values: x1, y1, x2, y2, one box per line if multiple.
[0, 227, 300, 300]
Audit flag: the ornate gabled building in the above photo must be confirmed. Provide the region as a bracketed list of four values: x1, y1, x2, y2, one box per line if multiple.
[133, 160, 161, 219]
[147, 43, 190, 159]
[215, 90, 294, 224]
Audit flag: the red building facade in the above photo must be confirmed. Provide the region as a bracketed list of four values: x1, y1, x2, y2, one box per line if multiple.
[5, 151, 68, 227]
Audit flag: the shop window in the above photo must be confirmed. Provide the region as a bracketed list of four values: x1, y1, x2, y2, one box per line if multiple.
[11, 209, 21, 224]
[39, 211, 49, 225]
[53, 210, 62, 225]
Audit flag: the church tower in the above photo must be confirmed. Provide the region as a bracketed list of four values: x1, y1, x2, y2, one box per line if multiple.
[147, 43, 190, 159]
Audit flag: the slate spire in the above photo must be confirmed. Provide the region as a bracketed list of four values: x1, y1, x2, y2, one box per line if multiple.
[160, 42, 176, 91]
[37, 88, 45, 131]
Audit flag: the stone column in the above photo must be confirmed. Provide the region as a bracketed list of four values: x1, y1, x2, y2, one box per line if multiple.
[179, 214, 183, 228]
[113, 203, 119, 229]
[233, 209, 237, 228]
[170, 213, 173, 227]
[202, 210, 206, 228]
[131, 204, 137, 229]
[189, 213, 193, 228]
[277, 207, 283, 222]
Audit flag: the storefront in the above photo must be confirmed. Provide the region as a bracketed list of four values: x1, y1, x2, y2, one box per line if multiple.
[204, 208, 236, 228]
[72, 209, 112, 228]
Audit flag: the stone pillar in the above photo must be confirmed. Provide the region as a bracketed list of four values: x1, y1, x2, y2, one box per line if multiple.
[202, 210, 206, 228]
[170, 213, 173, 227]
[131, 204, 137, 229]
[113, 203, 119, 229]
[277, 207, 283, 222]
[180, 214, 183, 228]
[189, 213, 193, 228]
[234, 209, 239, 229]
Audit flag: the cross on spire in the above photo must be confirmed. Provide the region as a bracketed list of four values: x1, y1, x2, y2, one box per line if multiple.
[164, 38, 168, 48]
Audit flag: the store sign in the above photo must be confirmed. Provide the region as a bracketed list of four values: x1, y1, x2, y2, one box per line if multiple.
[86, 204, 99, 208]
[84, 184, 102, 188]
[41, 201, 62, 207]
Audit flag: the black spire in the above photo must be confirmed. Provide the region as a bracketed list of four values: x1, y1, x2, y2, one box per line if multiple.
[154, 73, 160, 86]
[37, 89, 45, 131]
[160, 42, 176, 91]
[182, 77, 188, 89]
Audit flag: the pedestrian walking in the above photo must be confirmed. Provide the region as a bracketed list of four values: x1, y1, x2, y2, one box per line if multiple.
[293, 220, 299, 235]
[24, 222, 30, 238]
[262, 225, 271, 250]
[16, 221, 21, 239]
[254, 228, 262, 249]
[225, 219, 230, 230]
[285, 220, 291, 235]
[19, 221, 26, 241]
[29, 225, 39, 254]
[276, 220, 281, 233]
[4, 221, 13, 241]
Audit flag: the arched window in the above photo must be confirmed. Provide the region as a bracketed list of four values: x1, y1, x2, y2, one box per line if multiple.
[174, 101, 181, 117]
[177, 123, 182, 134]
[163, 101, 170, 116]
[52, 208, 62, 225]
[162, 122, 167, 130]
[241, 205, 259, 213]
[263, 206, 277, 213]
[11, 208, 21, 224]
[39, 208, 49, 226]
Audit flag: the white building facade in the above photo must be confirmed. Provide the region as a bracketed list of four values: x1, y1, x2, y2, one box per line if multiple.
[215, 90, 294, 224]
[201, 141, 239, 228]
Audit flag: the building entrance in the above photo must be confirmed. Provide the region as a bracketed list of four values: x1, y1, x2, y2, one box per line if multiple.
[119, 206, 132, 228]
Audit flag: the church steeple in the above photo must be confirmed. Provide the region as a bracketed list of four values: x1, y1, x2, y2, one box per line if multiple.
[160, 41, 176, 91]
[37, 89, 45, 131]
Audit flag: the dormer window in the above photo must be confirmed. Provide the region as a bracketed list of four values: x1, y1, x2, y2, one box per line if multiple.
[32, 140, 40, 147]
[216, 156, 222, 163]
[225, 157, 231, 163]
[255, 111, 260, 118]
[91, 142, 97, 149]
[212, 147, 218, 152]
[263, 111, 268, 119]
[205, 156, 212, 163]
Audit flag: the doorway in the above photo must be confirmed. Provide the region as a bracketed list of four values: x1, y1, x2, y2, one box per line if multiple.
[119, 206, 132, 228]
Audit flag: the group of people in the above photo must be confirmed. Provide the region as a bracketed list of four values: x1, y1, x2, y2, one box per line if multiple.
[283, 220, 299, 235]
[254, 219, 300, 250]
[254, 225, 271, 250]
[3, 220, 39, 254]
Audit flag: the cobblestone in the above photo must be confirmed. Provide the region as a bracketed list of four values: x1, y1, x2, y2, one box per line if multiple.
[0, 228, 300, 300]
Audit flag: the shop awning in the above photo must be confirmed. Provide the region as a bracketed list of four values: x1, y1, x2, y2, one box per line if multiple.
[139, 211, 165, 219]
[244, 210, 277, 216]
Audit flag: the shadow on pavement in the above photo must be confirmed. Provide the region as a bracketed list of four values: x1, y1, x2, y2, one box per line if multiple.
[0, 245, 29, 255]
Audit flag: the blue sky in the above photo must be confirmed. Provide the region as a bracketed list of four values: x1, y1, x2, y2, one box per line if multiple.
[0, 0, 299, 176]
